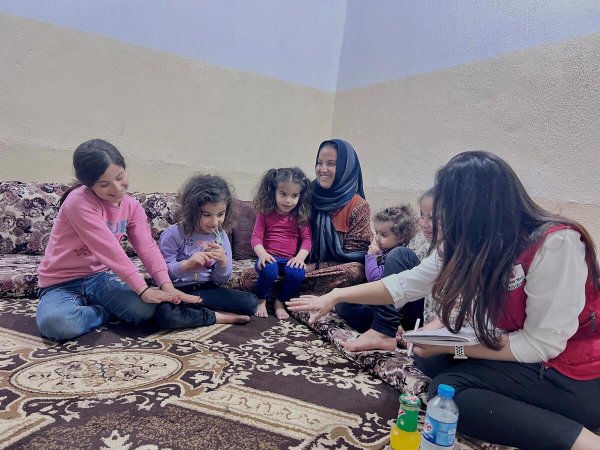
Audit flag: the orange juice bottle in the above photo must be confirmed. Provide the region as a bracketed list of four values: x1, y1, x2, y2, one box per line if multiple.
[390, 394, 421, 450]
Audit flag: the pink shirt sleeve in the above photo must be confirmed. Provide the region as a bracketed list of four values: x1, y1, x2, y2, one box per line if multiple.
[299, 222, 312, 252]
[61, 197, 154, 292]
[250, 211, 267, 250]
[125, 201, 170, 287]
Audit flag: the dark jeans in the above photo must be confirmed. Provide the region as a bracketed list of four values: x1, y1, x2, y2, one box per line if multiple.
[414, 355, 600, 450]
[335, 246, 424, 337]
[154, 282, 258, 328]
[254, 256, 306, 301]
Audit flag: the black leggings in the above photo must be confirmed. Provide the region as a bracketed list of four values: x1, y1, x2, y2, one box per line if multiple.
[414, 355, 600, 450]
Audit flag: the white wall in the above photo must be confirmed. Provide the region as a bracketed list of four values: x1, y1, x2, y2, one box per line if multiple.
[334, 1, 600, 242]
[0, 0, 346, 91]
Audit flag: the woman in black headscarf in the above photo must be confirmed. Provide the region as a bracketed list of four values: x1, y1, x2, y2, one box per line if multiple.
[310, 139, 372, 265]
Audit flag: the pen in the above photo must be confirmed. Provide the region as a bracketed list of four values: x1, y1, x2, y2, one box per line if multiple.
[407, 318, 421, 357]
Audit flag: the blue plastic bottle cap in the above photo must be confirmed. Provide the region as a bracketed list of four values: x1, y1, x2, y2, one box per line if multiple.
[438, 384, 455, 398]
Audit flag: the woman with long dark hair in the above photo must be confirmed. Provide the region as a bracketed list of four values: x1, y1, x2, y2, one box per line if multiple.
[289, 151, 600, 449]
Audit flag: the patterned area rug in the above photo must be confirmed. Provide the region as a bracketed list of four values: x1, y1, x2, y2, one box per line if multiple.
[1, 297, 403, 450]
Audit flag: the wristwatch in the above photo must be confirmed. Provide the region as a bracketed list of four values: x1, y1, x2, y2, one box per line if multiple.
[454, 345, 468, 360]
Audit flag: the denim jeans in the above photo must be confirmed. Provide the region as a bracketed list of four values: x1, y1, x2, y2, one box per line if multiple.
[154, 282, 258, 328]
[36, 271, 156, 341]
[254, 256, 306, 301]
[335, 246, 423, 337]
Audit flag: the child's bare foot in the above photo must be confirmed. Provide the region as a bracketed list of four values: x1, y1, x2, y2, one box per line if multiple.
[274, 300, 289, 320]
[342, 328, 397, 352]
[214, 311, 250, 324]
[255, 299, 268, 318]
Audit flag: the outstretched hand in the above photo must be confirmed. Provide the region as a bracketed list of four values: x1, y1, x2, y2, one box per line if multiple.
[286, 293, 336, 323]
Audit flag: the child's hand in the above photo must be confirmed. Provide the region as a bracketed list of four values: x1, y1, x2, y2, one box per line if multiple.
[140, 287, 181, 304]
[396, 325, 407, 348]
[161, 284, 202, 304]
[207, 241, 228, 267]
[286, 256, 306, 269]
[368, 240, 380, 255]
[257, 253, 276, 269]
[183, 252, 213, 271]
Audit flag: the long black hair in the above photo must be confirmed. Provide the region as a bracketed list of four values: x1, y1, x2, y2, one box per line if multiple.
[59, 139, 126, 206]
[431, 151, 600, 348]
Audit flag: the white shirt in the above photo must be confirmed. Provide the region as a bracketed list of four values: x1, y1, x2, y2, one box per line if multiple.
[382, 229, 587, 363]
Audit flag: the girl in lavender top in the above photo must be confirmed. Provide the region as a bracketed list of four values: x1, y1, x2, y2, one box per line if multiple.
[158, 175, 258, 328]
[251, 168, 312, 319]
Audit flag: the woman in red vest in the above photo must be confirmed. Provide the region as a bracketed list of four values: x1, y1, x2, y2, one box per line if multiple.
[289, 151, 600, 449]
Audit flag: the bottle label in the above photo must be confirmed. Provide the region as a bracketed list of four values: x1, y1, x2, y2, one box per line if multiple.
[422, 413, 456, 447]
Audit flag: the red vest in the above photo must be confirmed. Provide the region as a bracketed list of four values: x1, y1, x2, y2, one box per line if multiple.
[496, 225, 600, 380]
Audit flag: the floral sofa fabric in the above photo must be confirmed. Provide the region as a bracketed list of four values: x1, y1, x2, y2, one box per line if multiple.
[0, 181, 249, 297]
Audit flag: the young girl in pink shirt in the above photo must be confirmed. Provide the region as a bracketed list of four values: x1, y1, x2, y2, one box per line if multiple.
[37, 139, 205, 341]
[251, 167, 312, 319]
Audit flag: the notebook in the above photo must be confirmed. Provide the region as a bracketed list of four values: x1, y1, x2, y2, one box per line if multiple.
[402, 327, 479, 346]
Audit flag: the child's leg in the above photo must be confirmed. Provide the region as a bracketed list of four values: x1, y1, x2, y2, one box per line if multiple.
[154, 302, 216, 328]
[88, 272, 156, 324]
[335, 303, 375, 332]
[254, 260, 279, 317]
[275, 265, 306, 319]
[36, 278, 111, 341]
[194, 283, 259, 316]
[344, 247, 421, 352]
[152, 284, 249, 328]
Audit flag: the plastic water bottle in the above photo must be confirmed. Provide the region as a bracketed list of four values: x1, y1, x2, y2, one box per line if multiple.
[420, 384, 459, 450]
[389, 394, 421, 450]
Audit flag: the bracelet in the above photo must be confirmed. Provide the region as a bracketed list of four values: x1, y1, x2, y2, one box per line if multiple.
[138, 286, 150, 298]
[454, 345, 468, 360]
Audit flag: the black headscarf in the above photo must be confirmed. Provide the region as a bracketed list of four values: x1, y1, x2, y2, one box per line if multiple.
[311, 139, 366, 263]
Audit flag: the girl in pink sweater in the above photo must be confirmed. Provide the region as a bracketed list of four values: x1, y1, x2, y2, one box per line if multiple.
[37, 139, 210, 341]
[251, 167, 312, 319]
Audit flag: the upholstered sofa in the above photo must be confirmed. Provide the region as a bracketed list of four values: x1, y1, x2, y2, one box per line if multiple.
[0, 180, 520, 450]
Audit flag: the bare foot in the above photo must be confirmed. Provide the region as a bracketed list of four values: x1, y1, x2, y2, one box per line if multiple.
[342, 328, 397, 352]
[274, 300, 289, 320]
[255, 299, 268, 318]
[214, 311, 250, 324]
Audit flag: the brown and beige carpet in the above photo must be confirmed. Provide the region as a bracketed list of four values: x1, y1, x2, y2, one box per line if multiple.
[0, 297, 404, 449]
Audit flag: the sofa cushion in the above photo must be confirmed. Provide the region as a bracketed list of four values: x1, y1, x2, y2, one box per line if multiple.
[230, 199, 257, 260]
[0, 253, 256, 298]
[0, 254, 44, 298]
[120, 192, 179, 255]
[0, 181, 67, 255]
